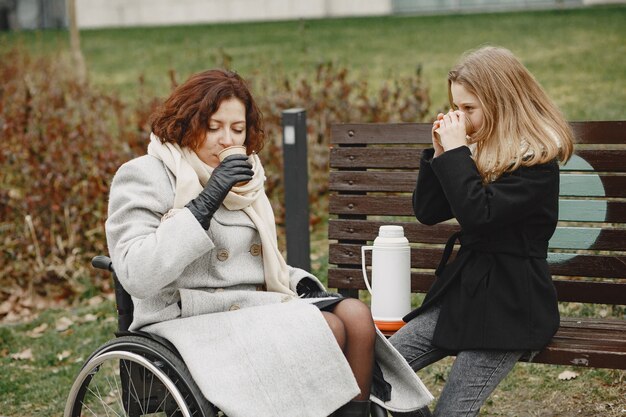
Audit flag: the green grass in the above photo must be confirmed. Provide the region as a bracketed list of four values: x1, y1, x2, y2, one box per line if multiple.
[2, 5, 625, 120]
[1, 299, 117, 416]
[1, 5, 625, 416]
[1, 300, 624, 416]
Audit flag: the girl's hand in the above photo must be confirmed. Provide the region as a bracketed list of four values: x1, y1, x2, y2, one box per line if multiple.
[435, 110, 468, 152]
[431, 113, 445, 158]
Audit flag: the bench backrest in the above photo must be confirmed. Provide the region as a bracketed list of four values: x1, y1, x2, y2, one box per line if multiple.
[328, 121, 626, 306]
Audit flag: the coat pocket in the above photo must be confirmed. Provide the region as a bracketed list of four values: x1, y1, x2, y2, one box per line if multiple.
[178, 289, 191, 318]
[462, 253, 494, 297]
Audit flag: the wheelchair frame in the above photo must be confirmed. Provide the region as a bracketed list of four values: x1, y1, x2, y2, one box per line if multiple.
[64, 256, 218, 417]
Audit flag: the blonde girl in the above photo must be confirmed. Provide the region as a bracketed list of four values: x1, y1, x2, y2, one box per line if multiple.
[390, 46, 574, 417]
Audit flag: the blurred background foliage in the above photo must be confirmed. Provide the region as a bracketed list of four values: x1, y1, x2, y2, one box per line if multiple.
[0, 5, 625, 320]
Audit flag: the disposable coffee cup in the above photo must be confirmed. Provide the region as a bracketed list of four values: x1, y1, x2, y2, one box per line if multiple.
[218, 145, 247, 161]
[434, 115, 475, 139]
[218, 145, 250, 186]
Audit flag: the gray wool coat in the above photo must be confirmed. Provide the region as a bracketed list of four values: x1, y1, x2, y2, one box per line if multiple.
[106, 155, 432, 417]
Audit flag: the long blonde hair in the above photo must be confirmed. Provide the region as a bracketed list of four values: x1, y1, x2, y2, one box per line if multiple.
[448, 46, 574, 182]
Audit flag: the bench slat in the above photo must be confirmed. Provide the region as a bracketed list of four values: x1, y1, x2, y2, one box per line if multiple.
[331, 243, 626, 278]
[532, 347, 626, 369]
[330, 171, 415, 193]
[573, 149, 626, 172]
[570, 121, 626, 145]
[548, 254, 626, 278]
[328, 268, 626, 305]
[328, 268, 434, 293]
[559, 199, 626, 223]
[331, 123, 432, 145]
[539, 341, 626, 354]
[534, 318, 626, 369]
[330, 195, 414, 216]
[552, 279, 626, 304]
[560, 174, 625, 197]
[330, 148, 626, 172]
[330, 148, 425, 169]
[329, 219, 459, 243]
[330, 195, 626, 223]
[559, 317, 626, 331]
[329, 219, 626, 251]
[331, 121, 625, 145]
[553, 329, 626, 343]
[330, 243, 443, 269]
[329, 171, 626, 197]
[549, 227, 626, 251]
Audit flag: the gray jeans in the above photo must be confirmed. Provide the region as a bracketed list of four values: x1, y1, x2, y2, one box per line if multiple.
[389, 305, 526, 417]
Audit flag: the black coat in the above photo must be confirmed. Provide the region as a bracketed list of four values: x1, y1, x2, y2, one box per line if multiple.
[404, 146, 560, 351]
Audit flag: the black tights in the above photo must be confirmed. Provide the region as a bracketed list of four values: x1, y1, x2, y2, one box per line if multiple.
[322, 298, 376, 400]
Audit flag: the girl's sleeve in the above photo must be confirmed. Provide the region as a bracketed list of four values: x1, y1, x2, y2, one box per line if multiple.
[430, 146, 559, 233]
[413, 148, 455, 225]
[105, 160, 214, 299]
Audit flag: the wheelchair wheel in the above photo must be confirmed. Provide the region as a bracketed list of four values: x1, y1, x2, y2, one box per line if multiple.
[65, 335, 218, 417]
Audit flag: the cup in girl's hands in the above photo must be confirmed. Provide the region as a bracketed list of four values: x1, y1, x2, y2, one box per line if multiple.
[459, 112, 476, 136]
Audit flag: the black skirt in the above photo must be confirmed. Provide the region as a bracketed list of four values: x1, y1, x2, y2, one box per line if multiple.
[313, 297, 345, 311]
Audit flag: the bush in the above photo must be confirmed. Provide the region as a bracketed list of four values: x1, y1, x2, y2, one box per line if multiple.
[253, 62, 430, 224]
[0, 49, 157, 318]
[0, 50, 430, 319]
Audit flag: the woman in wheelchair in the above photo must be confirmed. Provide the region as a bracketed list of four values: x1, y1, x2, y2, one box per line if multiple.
[104, 69, 431, 417]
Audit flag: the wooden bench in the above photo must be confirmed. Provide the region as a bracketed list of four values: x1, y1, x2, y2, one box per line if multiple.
[327, 121, 626, 370]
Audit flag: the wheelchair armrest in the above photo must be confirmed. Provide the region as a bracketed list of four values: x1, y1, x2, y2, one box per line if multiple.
[92, 255, 114, 272]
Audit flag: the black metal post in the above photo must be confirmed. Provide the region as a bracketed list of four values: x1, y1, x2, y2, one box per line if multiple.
[282, 108, 311, 272]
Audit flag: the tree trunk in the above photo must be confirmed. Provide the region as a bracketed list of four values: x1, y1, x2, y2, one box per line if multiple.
[67, 0, 86, 84]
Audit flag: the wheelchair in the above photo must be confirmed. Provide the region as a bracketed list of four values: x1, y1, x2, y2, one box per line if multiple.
[65, 256, 390, 417]
[64, 255, 219, 417]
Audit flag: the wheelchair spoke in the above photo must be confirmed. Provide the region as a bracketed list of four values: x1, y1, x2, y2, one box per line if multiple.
[101, 371, 124, 417]
[82, 367, 125, 417]
[125, 358, 148, 415]
[146, 366, 155, 413]
[66, 339, 212, 417]
[154, 389, 172, 414]
[111, 367, 126, 416]
[80, 402, 101, 417]
[92, 384, 111, 417]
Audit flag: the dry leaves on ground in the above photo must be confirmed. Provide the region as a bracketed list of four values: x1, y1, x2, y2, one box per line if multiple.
[55, 316, 75, 332]
[26, 322, 48, 338]
[557, 370, 579, 381]
[10, 348, 34, 361]
[57, 350, 72, 361]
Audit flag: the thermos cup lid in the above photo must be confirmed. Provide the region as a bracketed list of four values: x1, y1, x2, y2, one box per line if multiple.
[378, 225, 404, 238]
[374, 225, 409, 247]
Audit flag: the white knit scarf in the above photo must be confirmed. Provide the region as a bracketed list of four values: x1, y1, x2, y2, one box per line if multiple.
[147, 133, 294, 296]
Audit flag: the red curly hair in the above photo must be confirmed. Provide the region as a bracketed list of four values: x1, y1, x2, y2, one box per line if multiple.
[150, 69, 265, 154]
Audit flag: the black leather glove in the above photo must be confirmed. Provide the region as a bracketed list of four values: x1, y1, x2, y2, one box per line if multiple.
[185, 154, 253, 229]
[297, 278, 342, 299]
[302, 291, 343, 299]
